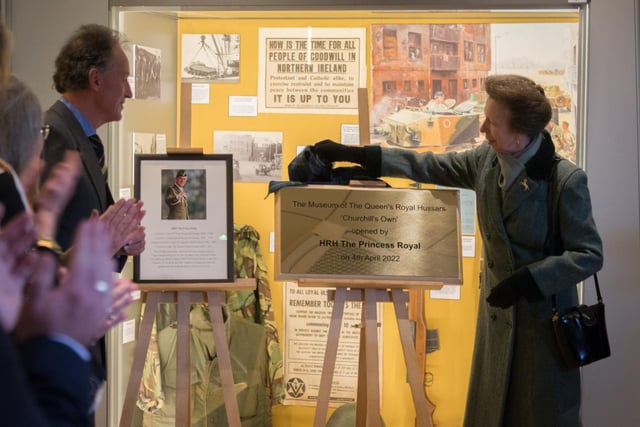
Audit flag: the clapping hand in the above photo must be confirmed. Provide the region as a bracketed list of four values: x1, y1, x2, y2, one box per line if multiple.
[103, 278, 138, 332]
[15, 220, 136, 347]
[0, 208, 37, 331]
[95, 198, 146, 256]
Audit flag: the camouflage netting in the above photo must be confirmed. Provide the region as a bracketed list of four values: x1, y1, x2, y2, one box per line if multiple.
[229, 223, 284, 405]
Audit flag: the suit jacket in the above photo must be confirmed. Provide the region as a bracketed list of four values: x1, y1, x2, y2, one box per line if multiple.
[367, 132, 603, 427]
[0, 330, 94, 427]
[42, 100, 113, 252]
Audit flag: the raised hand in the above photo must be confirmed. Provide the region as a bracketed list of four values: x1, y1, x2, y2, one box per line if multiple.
[102, 278, 138, 332]
[95, 198, 146, 256]
[0, 208, 36, 331]
[15, 220, 121, 347]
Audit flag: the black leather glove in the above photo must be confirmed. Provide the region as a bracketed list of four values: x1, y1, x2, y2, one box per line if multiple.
[486, 267, 542, 309]
[313, 139, 366, 166]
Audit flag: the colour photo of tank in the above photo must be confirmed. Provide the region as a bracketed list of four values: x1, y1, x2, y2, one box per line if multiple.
[370, 24, 490, 152]
[369, 22, 579, 156]
[373, 93, 481, 150]
[181, 34, 240, 83]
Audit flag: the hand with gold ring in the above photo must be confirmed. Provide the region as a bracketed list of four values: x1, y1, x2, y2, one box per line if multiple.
[14, 220, 117, 347]
[102, 278, 138, 331]
[94, 280, 110, 294]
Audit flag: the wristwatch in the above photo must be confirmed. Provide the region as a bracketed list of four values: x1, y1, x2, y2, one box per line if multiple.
[34, 238, 63, 258]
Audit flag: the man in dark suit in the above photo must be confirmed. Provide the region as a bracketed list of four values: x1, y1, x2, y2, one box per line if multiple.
[41, 24, 146, 419]
[42, 24, 145, 256]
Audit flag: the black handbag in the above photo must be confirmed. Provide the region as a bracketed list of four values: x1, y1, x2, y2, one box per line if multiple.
[551, 274, 611, 369]
[546, 158, 610, 368]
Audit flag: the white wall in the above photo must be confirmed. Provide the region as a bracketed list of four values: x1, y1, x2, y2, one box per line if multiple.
[582, 0, 640, 425]
[10, 0, 107, 109]
[8, 0, 640, 425]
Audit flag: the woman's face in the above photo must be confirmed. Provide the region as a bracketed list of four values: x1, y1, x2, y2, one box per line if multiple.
[480, 98, 527, 154]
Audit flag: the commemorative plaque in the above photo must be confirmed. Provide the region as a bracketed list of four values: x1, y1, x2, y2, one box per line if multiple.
[275, 185, 462, 284]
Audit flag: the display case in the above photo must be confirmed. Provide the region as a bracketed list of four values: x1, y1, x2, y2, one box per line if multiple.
[108, 3, 588, 426]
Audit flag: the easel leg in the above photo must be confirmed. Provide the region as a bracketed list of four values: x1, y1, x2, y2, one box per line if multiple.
[175, 292, 192, 426]
[355, 290, 367, 426]
[312, 287, 347, 427]
[391, 289, 433, 426]
[207, 291, 242, 427]
[360, 288, 382, 427]
[118, 292, 161, 427]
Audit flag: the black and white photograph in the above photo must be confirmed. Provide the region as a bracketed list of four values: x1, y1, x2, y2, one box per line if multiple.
[132, 132, 155, 154]
[213, 130, 283, 182]
[181, 34, 240, 83]
[132, 44, 161, 100]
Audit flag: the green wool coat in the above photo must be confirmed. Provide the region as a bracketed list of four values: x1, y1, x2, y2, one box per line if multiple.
[367, 132, 603, 427]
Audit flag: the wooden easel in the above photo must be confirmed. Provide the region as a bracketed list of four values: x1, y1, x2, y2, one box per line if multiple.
[297, 89, 441, 426]
[118, 280, 255, 427]
[301, 279, 440, 427]
[121, 147, 252, 425]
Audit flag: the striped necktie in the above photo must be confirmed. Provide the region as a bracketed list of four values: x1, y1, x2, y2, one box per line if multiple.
[89, 134, 108, 181]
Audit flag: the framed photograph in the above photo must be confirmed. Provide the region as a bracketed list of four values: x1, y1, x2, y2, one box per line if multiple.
[133, 154, 234, 284]
[181, 33, 240, 83]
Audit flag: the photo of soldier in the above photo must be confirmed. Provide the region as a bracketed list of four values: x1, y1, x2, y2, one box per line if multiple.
[164, 169, 189, 220]
[161, 169, 207, 220]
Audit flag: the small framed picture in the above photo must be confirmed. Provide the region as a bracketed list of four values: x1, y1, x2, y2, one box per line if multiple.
[133, 154, 234, 284]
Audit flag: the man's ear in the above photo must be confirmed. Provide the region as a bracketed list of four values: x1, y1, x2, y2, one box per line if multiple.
[88, 67, 101, 91]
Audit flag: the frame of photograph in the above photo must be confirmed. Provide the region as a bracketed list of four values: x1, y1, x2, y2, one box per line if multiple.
[133, 153, 234, 284]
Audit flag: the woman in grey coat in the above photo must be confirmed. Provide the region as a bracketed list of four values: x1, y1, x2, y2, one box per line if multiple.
[314, 74, 603, 427]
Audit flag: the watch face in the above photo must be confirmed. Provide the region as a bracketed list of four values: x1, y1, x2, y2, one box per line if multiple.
[35, 238, 63, 258]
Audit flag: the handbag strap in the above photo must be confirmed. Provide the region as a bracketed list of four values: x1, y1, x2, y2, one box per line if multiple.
[547, 159, 562, 315]
[592, 272, 603, 303]
[552, 273, 603, 314]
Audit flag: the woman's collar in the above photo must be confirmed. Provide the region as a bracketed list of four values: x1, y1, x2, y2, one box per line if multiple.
[523, 130, 557, 180]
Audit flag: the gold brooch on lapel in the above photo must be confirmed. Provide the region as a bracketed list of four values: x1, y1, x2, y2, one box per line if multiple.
[520, 178, 530, 192]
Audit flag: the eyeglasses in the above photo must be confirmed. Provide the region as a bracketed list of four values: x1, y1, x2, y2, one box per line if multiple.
[40, 125, 50, 141]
